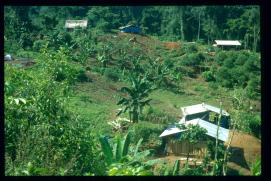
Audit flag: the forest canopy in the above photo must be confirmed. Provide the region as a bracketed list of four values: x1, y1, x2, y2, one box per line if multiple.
[4, 6, 260, 53]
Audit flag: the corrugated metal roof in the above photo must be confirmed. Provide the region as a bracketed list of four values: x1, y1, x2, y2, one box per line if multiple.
[65, 20, 88, 28]
[159, 124, 189, 137]
[185, 118, 229, 142]
[181, 103, 229, 116]
[160, 118, 229, 142]
[214, 40, 241, 46]
[181, 103, 207, 116]
[159, 127, 182, 137]
[204, 104, 229, 116]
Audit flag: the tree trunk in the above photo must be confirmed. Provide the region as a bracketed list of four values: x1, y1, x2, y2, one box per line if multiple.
[213, 101, 222, 175]
[253, 25, 256, 52]
[197, 13, 201, 41]
[132, 109, 138, 123]
[179, 7, 185, 41]
[222, 125, 237, 175]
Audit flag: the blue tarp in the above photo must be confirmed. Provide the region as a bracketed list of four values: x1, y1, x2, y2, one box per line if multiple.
[120, 25, 141, 34]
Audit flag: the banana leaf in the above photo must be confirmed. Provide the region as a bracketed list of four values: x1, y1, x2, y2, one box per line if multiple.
[99, 136, 114, 165]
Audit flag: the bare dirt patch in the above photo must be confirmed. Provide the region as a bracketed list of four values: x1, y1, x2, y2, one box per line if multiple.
[164, 42, 180, 50]
[226, 131, 261, 175]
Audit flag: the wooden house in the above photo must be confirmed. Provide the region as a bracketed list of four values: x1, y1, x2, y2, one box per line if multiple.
[159, 103, 230, 159]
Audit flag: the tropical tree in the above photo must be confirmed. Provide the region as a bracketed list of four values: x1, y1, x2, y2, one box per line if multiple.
[117, 74, 153, 123]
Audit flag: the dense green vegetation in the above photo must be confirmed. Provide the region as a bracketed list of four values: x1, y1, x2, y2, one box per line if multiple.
[4, 6, 260, 176]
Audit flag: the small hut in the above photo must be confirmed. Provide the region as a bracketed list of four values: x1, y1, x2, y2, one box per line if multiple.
[212, 40, 241, 50]
[160, 119, 229, 158]
[65, 20, 88, 31]
[159, 103, 230, 159]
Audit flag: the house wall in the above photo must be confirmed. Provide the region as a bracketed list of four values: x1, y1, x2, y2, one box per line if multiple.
[166, 139, 208, 159]
[185, 111, 209, 122]
[185, 112, 230, 129]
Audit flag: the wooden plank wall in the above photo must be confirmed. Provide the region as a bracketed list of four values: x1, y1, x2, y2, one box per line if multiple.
[167, 140, 207, 159]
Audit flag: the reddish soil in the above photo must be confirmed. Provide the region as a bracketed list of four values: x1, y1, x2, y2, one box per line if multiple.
[164, 42, 180, 50]
[227, 131, 261, 174]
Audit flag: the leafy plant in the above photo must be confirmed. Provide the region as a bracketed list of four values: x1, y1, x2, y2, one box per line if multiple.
[251, 157, 261, 176]
[117, 74, 153, 123]
[99, 132, 160, 175]
[104, 68, 120, 82]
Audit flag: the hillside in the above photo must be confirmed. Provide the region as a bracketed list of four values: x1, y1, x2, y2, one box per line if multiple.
[66, 32, 261, 175]
[4, 6, 261, 176]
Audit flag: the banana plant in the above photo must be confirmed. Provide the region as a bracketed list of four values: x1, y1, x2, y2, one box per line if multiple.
[163, 160, 180, 176]
[99, 132, 162, 175]
[172, 160, 180, 175]
[117, 74, 153, 123]
[96, 43, 112, 68]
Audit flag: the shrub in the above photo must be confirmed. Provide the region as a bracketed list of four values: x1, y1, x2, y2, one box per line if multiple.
[4, 64, 99, 175]
[128, 121, 165, 145]
[223, 57, 235, 68]
[216, 67, 233, 88]
[104, 68, 120, 82]
[194, 85, 205, 92]
[208, 82, 219, 90]
[248, 114, 261, 138]
[76, 69, 90, 82]
[202, 71, 215, 82]
[185, 43, 198, 53]
[235, 53, 247, 66]
[141, 107, 177, 124]
[181, 52, 205, 67]
[250, 157, 261, 176]
[246, 76, 260, 100]
[33, 40, 48, 52]
[40, 46, 78, 84]
[215, 51, 227, 65]
[235, 112, 261, 136]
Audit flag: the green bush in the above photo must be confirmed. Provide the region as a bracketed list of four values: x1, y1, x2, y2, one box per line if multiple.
[208, 82, 219, 90]
[214, 50, 260, 94]
[251, 157, 261, 176]
[181, 52, 205, 67]
[246, 76, 260, 100]
[104, 68, 120, 82]
[215, 51, 227, 65]
[194, 85, 205, 92]
[33, 40, 48, 52]
[248, 114, 261, 138]
[141, 107, 177, 124]
[128, 121, 164, 145]
[202, 71, 215, 82]
[40, 46, 79, 83]
[4, 64, 100, 175]
[76, 69, 91, 82]
[185, 43, 198, 53]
